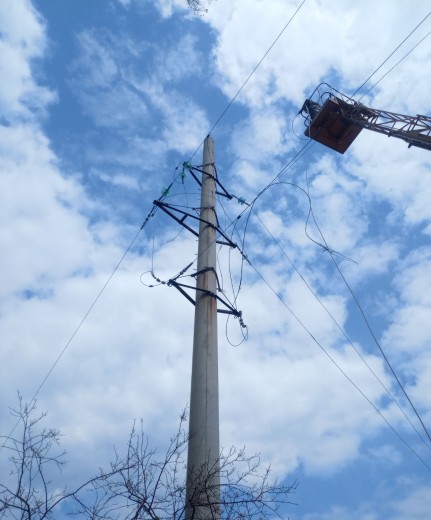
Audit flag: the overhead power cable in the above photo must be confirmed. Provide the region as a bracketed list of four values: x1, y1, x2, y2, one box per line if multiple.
[0, 173, 191, 453]
[332, 254, 431, 446]
[188, 0, 307, 162]
[252, 200, 431, 452]
[287, 10, 431, 447]
[359, 29, 431, 100]
[0, 217, 153, 454]
[302, 190, 431, 446]
[352, 9, 431, 97]
[244, 255, 431, 473]
[218, 138, 431, 449]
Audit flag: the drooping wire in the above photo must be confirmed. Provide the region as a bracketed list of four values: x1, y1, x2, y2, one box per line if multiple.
[212, 148, 431, 450]
[304, 181, 431, 446]
[217, 195, 251, 310]
[244, 255, 431, 473]
[289, 10, 431, 446]
[232, 140, 315, 297]
[196, 140, 316, 326]
[225, 312, 249, 348]
[188, 0, 307, 162]
[185, 149, 320, 343]
[202, 148, 431, 454]
[352, 9, 431, 98]
[252, 200, 431, 452]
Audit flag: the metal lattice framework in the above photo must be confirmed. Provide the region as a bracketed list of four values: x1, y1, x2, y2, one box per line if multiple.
[300, 84, 431, 153]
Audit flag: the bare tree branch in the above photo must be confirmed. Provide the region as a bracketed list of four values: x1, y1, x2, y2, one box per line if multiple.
[0, 399, 296, 520]
[75, 410, 296, 520]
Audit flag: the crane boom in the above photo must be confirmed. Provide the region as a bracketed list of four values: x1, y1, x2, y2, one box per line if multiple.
[300, 91, 431, 154]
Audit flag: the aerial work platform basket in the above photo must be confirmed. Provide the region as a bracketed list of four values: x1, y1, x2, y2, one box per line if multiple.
[304, 97, 366, 154]
[301, 84, 431, 153]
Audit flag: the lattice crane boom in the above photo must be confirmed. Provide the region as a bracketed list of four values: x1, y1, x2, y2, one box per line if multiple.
[300, 87, 431, 153]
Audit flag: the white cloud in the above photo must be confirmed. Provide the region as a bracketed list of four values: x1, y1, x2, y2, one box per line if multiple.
[367, 443, 403, 467]
[383, 248, 431, 355]
[205, 0, 425, 107]
[70, 27, 208, 154]
[0, 0, 55, 120]
[161, 93, 209, 152]
[153, 33, 203, 84]
[151, 0, 188, 18]
[220, 328, 391, 476]
[73, 30, 119, 88]
[92, 168, 141, 190]
[70, 29, 148, 129]
[0, 124, 95, 300]
[349, 134, 431, 228]
[390, 484, 431, 520]
[230, 106, 293, 163]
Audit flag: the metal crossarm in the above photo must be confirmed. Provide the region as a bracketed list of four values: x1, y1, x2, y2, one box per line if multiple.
[153, 200, 238, 248]
[168, 279, 242, 318]
[189, 165, 233, 199]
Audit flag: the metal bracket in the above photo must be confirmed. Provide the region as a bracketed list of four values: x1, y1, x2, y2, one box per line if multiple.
[168, 279, 243, 318]
[190, 267, 222, 292]
[153, 200, 238, 249]
[189, 165, 233, 200]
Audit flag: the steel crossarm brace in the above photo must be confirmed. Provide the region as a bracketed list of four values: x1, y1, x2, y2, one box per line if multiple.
[190, 267, 222, 292]
[153, 199, 199, 238]
[153, 200, 238, 248]
[189, 166, 233, 199]
[167, 279, 242, 318]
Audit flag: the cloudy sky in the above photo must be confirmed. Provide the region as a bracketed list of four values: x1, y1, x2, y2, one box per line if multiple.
[1, 0, 431, 518]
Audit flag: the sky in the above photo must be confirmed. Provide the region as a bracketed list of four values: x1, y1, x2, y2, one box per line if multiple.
[1, 0, 431, 518]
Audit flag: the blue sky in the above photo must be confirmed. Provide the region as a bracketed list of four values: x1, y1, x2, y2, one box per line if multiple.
[1, 0, 431, 518]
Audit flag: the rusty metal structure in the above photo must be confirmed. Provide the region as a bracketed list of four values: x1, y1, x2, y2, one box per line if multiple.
[300, 83, 431, 153]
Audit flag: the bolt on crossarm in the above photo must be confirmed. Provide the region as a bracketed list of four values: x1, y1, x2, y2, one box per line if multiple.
[186, 135, 220, 520]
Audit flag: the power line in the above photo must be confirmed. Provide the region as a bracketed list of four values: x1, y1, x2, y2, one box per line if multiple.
[305, 193, 431, 446]
[286, 11, 431, 446]
[0, 217, 154, 455]
[247, 165, 431, 448]
[168, 147, 431, 465]
[331, 252, 431, 445]
[352, 9, 431, 97]
[359, 29, 431, 100]
[251, 200, 431, 452]
[212, 140, 431, 451]
[244, 254, 431, 473]
[189, 0, 307, 162]
[0, 171, 188, 451]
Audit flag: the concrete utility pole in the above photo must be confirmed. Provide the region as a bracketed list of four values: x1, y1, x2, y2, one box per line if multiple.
[186, 135, 220, 520]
